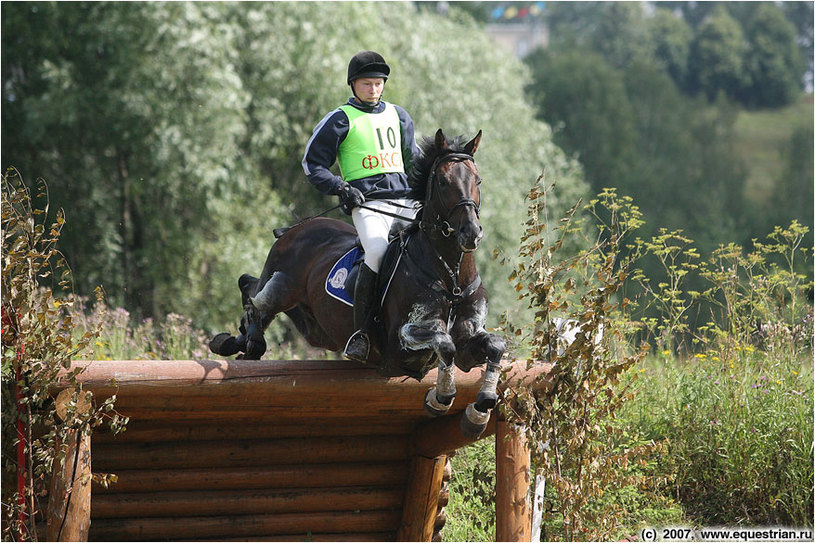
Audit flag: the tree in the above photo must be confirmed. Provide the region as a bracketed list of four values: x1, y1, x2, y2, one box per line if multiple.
[525, 48, 639, 196]
[589, 2, 653, 70]
[771, 125, 814, 240]
[743, 3, 803, 107]
[650, 8, 694, 91]
[688, 7, 750, 102]
[2, 3, 253, 321]
[2, 2, 588, 333]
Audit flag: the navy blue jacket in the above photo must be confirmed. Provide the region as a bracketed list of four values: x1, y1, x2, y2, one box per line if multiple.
[302, 99, 419, 199]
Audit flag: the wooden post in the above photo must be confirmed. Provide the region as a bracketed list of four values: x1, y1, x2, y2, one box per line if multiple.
[397, 455, 447, 541]
[46, 390, 92, 542]
[495, 420, 531, 542]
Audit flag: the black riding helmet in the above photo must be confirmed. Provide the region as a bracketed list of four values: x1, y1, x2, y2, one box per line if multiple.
[347, 50, 390, 85]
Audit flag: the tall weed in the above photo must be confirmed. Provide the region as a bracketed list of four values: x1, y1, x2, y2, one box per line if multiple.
[69, 297, 210, 360]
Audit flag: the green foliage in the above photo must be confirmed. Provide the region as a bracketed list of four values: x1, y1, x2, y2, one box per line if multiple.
[525, 48, 638, 197]
[446, 184, 811, 538]
[650, 9, 694, 89]
[743, 3, 804, 108]
[526, 47, 748, 261]
[444, 439, 497, 542]
[2, 2, 587, 336]
[771, 124, 815, 239]
[1, 169, 126, 541]
[543, 2, 807, 107]
[688, 6, 750, 102]
[630, 350, 813, 526]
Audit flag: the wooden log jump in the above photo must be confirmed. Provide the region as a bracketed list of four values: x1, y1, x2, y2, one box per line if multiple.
[47, 359, 550, 542]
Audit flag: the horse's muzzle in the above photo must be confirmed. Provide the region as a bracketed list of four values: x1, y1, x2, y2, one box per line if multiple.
[459, 223, 483, 253]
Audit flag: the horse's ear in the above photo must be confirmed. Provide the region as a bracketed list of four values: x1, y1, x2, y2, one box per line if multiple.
[464, 130, 482, 156]
[435, 128, 448, 150]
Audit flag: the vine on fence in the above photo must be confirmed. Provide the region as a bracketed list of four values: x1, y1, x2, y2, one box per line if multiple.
[498, 178, 665, 541]
[1, 168, 126, 541]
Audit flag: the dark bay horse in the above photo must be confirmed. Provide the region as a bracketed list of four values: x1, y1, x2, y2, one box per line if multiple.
[210, 129, 505, 437]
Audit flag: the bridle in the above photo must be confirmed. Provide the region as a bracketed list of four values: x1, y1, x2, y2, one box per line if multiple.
[401, 150, 482, 304]
[421, 152, 481, 238]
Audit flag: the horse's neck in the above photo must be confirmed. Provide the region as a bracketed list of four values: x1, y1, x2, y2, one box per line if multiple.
[416, 228, 478, 287]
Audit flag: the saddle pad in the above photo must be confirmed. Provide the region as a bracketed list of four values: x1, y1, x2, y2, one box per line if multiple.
[325, 247, 362, 307]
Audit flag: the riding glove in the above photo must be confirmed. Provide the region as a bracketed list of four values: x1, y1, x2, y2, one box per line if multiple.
[337, 184, 365, 215]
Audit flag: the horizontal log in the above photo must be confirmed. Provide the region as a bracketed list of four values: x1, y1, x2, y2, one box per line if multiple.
[192, 532, 394, 542]
[89, 510, 402, 541]
[92, 486, 403, 519]
[94, 462, 408, 494]
[412, 409, 498, 458]
[93, 435, 410, 471]
[93, 409, 427, 426]
[59, 359, 550, 401]
[96, 406, 431, 424]
[93, 421, 411, 444]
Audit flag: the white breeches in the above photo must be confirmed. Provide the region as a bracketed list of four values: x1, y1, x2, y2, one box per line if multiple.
[351, 199, 418, 273]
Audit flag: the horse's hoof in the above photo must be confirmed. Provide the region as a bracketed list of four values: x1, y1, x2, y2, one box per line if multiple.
[460, 403, 491, 439]
[209, 333, 240, 356]
[244, 338, 267, 360]
[424, 388, 454, 417]
[474, 391, 498, 412]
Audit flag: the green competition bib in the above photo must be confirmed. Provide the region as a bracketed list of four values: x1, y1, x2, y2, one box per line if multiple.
[337, 103, 404, 181]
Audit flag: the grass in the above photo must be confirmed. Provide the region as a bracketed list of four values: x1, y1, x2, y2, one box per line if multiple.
[628, 347, 814, 527]
[443, 344, 813, 541]
[733, 95, 814, 203]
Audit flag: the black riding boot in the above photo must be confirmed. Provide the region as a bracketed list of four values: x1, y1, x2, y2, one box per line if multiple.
[344, 263, 377, 362]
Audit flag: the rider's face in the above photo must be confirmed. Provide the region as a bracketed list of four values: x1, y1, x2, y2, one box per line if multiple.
[353, 77, 385, 104]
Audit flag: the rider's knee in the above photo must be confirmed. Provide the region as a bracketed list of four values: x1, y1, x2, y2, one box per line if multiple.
[362, 243, 387, 273]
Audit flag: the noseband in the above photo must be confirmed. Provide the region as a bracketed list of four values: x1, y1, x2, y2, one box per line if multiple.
[422, 152, 481, 238]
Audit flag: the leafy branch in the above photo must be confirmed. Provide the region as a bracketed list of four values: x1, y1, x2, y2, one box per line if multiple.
[498, 179, 662, 541]
[1, 168, 127, 541]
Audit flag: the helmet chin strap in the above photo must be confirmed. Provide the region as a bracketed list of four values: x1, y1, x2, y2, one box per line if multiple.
[350, 83, 383, 108]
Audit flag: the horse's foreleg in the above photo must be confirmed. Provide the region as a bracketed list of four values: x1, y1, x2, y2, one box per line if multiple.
[457, 332, 505, 437]
[399, 320, 457, 417]
[450, 296, 507, 437]
[425, 358, 457, 416]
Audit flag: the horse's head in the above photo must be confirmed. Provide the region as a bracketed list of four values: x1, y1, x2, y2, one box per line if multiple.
[420, 129, 484, 252]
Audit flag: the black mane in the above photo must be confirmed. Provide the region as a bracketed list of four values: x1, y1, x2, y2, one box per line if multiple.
[409, 134, 472, 201]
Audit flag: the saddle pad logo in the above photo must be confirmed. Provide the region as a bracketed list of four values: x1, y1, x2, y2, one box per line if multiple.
[325, 247, 361, 307]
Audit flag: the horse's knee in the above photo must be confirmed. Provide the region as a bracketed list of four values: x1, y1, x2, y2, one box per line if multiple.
[436, 335, 456, 366]
[250, 271, 287, 314]
[485, 334, 506, 363]
[454, 333, 505, 372]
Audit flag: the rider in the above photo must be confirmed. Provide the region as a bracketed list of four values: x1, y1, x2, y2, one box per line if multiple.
[302, 50, 420, 362]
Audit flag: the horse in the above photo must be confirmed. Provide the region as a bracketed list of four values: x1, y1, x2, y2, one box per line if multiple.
[209, 129, 506, 437]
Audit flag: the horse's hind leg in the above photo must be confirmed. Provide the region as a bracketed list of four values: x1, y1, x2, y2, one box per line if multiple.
[240, 270, 295, 359]
[209, 273, 260, 357]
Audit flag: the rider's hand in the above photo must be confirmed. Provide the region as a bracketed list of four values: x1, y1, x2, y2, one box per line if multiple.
[338, 184, 365, 215]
